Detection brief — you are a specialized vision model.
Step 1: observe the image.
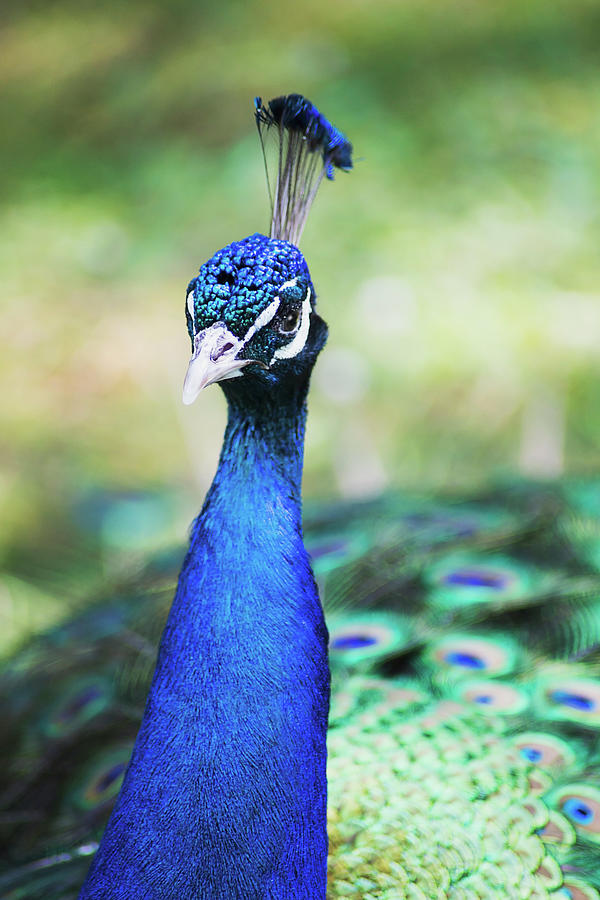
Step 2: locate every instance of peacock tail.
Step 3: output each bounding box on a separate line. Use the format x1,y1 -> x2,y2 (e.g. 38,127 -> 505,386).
2,480 -> 600,899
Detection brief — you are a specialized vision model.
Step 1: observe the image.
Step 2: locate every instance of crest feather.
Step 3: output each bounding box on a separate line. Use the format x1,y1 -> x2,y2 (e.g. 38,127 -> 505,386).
254,93 -> 353,245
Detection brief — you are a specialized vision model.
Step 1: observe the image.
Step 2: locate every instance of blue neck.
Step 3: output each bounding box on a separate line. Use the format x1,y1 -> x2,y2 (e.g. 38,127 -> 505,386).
80,379 -> 330,899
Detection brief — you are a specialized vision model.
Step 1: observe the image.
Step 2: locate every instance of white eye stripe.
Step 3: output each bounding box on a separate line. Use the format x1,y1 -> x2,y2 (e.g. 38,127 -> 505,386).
243,298 -> 281,343
240,277 -> 301,345
278,277 -> 299,293
272,285 -> 312,361
188,276 -> 310,359
186,289 -> 281,343
186,290 -> 196,330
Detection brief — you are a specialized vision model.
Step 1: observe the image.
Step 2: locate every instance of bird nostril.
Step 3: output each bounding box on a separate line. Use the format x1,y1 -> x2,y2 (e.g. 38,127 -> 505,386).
211,342 -> 235,361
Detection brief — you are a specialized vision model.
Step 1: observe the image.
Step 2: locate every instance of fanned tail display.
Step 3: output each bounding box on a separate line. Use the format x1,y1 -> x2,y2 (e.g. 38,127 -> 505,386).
2,481 -> 600,898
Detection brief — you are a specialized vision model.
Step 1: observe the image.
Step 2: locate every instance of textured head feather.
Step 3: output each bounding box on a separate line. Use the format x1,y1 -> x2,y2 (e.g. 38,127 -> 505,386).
255,93 -> 353,245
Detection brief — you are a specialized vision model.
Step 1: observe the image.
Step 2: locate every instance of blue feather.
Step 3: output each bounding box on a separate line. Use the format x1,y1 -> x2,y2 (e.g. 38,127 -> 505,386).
255,94 -> 353,178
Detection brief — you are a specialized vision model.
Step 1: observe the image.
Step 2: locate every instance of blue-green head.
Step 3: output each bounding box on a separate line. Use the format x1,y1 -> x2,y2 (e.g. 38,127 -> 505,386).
183,233 -> 327,404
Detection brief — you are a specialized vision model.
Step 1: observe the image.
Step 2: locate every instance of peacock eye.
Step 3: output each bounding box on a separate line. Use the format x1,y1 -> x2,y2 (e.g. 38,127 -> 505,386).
279,308 -> 301,334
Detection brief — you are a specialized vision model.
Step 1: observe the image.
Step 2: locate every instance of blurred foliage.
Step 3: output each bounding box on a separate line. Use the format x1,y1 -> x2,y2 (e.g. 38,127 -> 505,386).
2,0 -> 600,650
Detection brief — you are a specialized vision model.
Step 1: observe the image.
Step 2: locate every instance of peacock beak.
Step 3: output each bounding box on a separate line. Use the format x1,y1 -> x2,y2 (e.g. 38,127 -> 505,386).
182,323 -> 255,405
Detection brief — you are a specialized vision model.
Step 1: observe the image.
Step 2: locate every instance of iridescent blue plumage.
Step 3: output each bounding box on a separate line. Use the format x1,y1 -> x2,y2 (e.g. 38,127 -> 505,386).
79,354 -> 331,897
255,94 -> 353,179
78,97 -> 340,899
186,233 -> 312,339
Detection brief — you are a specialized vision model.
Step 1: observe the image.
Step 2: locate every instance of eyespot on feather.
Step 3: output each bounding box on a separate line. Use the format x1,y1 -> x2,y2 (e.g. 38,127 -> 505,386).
512,732 -> 576,771
70,745 -> 132,812
429,634 -> 517,677
550,785 -> 600,842
425,554 -> 535,611
537,676 -> 600,726
328,614 -> 412,664
42,679 -> 112,739
457,680 -> 530,714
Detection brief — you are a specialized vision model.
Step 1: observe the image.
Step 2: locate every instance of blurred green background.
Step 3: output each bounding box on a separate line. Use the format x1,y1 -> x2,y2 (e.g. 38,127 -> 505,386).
2,0 -> 599,651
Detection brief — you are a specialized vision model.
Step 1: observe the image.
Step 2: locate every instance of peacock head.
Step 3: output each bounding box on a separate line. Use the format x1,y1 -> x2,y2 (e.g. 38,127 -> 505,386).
182,94 -> 351,405
182,233 -> 327,404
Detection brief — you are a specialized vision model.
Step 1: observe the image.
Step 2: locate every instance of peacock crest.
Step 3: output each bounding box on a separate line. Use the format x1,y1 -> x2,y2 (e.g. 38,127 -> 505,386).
255,92 -> 353,244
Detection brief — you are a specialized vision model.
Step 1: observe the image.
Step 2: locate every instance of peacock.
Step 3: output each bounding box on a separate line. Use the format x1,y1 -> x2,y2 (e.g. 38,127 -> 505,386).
2,94 -> 600,900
